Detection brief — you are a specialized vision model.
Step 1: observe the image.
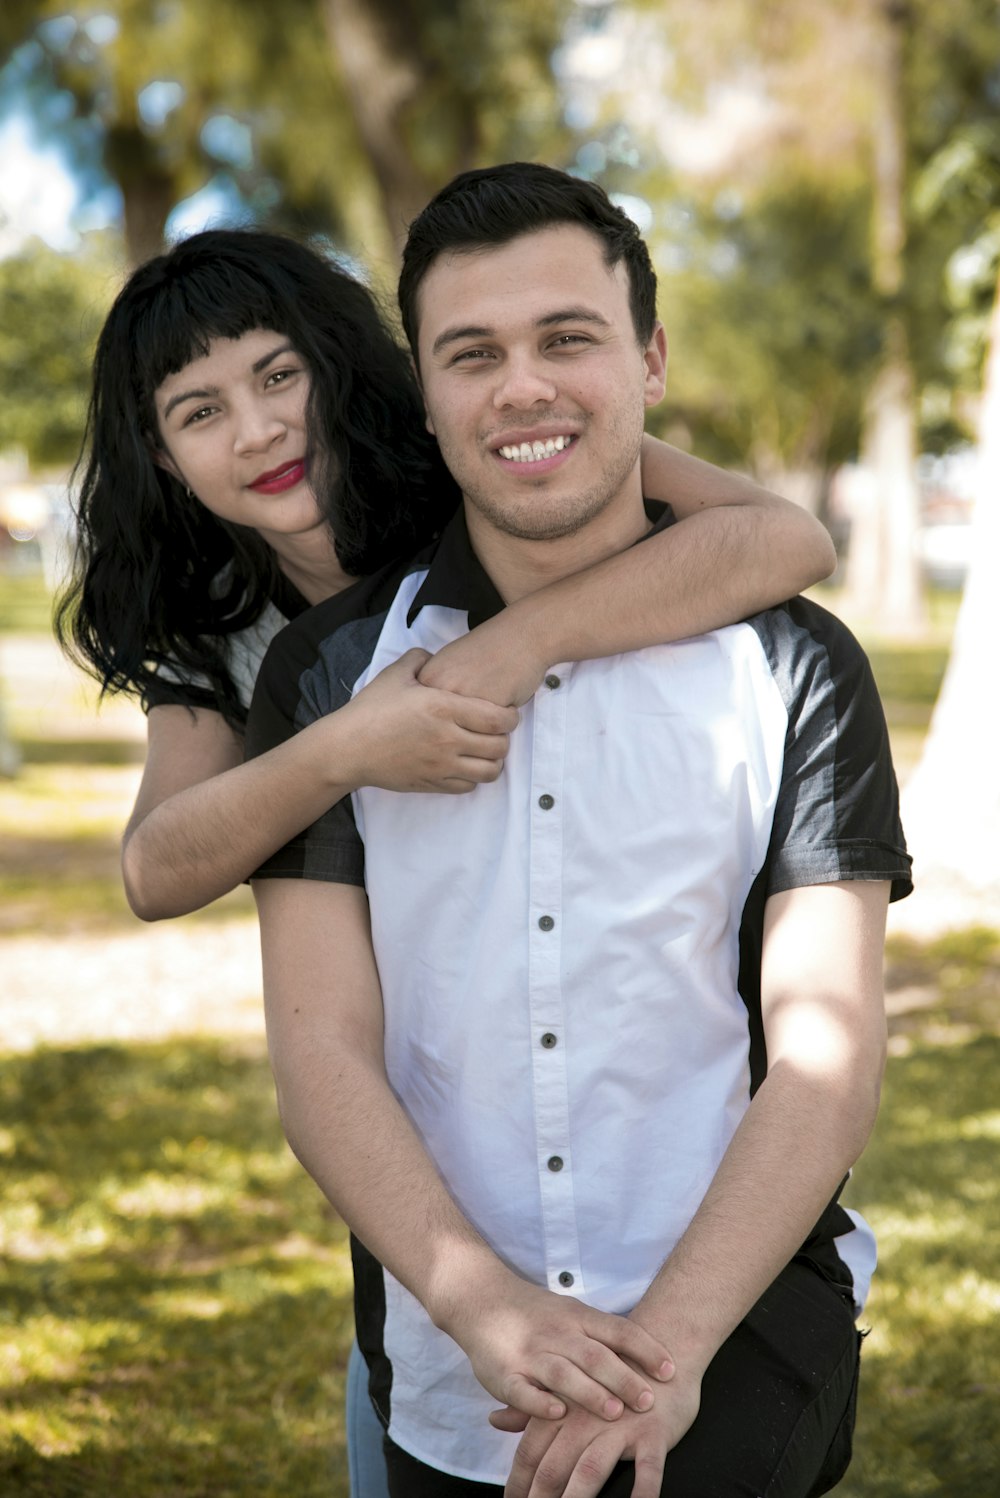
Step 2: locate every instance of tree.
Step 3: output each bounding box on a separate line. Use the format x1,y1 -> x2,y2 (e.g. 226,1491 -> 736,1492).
896,117 -> 1000,911
0,0 -> 378,266
0,239 -> 112,466
593,0 -> 998,622
0,0 -> 576,273
844,0 -> 924,632
321,0 -> 575,258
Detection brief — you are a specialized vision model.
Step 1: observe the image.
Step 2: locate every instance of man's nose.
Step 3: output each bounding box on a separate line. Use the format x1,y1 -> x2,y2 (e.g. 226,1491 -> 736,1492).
492,355 -> 558,410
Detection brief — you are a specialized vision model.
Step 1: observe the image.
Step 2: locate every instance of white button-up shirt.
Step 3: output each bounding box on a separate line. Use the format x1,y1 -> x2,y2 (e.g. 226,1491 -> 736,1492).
249,507 -> 911,1484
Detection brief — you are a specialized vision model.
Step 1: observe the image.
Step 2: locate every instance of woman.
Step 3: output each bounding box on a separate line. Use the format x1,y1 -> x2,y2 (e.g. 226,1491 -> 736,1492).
58,228 -> 834,1494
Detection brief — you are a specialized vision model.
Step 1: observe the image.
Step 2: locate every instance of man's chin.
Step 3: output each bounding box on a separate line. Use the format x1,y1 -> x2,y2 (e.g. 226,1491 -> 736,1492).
466,492 -> 613,543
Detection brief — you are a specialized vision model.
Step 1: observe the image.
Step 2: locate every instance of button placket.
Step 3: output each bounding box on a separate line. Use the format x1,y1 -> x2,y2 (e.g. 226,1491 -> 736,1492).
527,663 -> 579,1292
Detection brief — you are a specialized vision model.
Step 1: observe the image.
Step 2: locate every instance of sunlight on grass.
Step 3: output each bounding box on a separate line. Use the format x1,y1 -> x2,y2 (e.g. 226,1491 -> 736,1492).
0,573 -> 55,633
1,1040 -> 354,1496
0,763 -> 139,837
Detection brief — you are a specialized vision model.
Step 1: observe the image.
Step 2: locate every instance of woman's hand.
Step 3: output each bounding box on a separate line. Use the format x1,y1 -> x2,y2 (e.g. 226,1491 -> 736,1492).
418,610 -> 550,708
342,648 -> 520,793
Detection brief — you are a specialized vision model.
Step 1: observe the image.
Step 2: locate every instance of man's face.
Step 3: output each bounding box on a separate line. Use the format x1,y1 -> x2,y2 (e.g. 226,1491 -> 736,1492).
415,225 -> 666,546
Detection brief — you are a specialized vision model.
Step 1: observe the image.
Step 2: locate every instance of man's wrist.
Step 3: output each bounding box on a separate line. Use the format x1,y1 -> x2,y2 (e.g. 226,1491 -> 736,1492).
422,1236 -> 512,1335
629,1298 -> 718,1383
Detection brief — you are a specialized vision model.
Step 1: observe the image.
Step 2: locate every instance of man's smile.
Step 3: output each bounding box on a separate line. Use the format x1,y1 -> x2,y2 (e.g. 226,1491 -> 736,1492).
496,434 -> 578,464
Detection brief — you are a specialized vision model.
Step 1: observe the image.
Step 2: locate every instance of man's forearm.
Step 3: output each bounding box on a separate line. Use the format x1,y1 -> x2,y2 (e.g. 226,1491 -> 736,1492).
634,880 -> 890,1371
255,878 -> 674,1422
267,1014 -> 498,1319
631,1052 -> 881,1374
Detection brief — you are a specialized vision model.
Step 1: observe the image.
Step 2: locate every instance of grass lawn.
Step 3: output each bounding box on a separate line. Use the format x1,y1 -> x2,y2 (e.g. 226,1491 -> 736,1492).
1,1039 -> 354,1498
2,575 -> 997,1494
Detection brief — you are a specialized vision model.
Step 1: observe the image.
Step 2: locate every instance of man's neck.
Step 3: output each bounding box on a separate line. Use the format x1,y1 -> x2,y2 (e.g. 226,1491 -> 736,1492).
464,491 -> 652,605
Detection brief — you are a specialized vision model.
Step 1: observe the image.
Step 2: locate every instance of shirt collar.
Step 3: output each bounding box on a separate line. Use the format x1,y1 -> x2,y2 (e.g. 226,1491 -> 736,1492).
406,499 -> 675,629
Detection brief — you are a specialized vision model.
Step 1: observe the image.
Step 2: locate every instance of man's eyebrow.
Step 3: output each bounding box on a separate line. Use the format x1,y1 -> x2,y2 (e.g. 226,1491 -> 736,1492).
160,342 -> 296,420
536,306 -> 611,329
431,325 -> 493,357
430,309 -> 610,358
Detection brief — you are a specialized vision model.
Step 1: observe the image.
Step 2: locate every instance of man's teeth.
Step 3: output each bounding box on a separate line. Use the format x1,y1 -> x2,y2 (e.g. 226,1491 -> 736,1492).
499,435 -> 573,463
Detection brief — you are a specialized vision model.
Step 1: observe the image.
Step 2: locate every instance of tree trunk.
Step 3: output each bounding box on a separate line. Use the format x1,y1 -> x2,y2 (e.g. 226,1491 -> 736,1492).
322,0 -> 435,259
120,170 -> 176,269
105,124 -> 177,268
846,0 -> 925,632
894,264 -> 1000,926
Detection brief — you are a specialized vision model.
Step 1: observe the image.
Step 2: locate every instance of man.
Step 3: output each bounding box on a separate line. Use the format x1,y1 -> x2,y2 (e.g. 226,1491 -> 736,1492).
247,163 -> 911,1497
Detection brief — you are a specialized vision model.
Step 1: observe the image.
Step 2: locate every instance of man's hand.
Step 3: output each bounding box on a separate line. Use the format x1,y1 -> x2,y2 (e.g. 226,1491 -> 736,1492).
434,1270 -> 674,1426
498,1367 -> 703,1498
417,611 -> 549,708
344,648 -> 519,792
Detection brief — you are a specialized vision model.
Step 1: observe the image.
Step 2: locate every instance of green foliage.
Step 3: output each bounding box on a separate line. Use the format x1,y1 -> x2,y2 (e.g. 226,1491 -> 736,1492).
390,0 -> 573,180
652,179 -> 880,471
0,0 -> 575,269
0,240 -> 113,465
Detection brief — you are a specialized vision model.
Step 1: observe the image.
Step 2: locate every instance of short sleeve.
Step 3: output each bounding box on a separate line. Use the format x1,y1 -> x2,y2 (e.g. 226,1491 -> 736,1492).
244,576 -> 406,888
749,599 -> 912,903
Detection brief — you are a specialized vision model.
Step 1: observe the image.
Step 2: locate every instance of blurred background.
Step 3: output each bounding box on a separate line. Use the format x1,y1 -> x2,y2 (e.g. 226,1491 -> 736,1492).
0,2 -> 997,1495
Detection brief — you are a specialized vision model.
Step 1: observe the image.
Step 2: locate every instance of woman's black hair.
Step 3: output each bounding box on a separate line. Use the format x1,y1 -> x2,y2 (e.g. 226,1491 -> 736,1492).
57,228 -> 458,729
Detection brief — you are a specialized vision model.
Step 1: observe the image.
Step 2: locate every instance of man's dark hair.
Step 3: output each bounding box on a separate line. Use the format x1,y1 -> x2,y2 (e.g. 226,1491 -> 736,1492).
56,228 -> 457,729
398,162 -> 658,360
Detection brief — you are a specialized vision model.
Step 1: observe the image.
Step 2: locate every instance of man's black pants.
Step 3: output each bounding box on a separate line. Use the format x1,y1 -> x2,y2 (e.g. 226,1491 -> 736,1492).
382,1256 -> 863,1498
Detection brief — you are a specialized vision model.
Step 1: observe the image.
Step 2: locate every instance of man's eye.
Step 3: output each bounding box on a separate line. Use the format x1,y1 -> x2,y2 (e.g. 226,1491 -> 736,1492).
550,334 -> 590,348
451,349 -> 493,364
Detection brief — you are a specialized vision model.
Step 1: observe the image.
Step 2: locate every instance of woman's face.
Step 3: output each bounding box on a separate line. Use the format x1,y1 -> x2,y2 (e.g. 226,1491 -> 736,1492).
152,328 -> 328,544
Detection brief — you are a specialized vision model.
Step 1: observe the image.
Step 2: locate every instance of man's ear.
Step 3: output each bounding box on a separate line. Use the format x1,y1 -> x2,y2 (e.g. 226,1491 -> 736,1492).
643,323 -> 668,409
410,354 -> 435,437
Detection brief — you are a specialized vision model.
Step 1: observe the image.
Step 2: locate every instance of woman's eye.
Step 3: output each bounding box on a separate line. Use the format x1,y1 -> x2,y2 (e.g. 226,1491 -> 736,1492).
267,366 -> 300,386
451,349 -> 493,364
184,405 -> 216,426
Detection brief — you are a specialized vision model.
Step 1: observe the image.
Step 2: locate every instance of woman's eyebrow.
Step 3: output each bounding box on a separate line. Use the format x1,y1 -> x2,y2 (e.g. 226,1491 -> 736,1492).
162,384 -> 218,421
160,343 -> 297,420
251,341 -> 296,373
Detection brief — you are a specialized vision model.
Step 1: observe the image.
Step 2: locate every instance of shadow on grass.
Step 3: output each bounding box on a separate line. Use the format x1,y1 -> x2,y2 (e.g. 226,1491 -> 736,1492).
3,1001 -> 997,1496
1,1039 -> 354,1498
840,1029 -> 1000,1497
18,737 -> 146,767
1,833 -> 254,934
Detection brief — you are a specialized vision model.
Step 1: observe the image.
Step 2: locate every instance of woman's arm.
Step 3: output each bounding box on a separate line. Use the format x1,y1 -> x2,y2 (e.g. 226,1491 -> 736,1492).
418,438 -> 836,705
122,651 -> 517,920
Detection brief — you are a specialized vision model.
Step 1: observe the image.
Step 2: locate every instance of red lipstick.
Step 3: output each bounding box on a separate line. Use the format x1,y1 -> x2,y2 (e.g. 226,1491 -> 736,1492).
248,459 -> 306,494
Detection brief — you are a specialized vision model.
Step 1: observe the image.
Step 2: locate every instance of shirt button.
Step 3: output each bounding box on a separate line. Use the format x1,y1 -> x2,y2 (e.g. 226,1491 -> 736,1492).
547,1155 -> 564,1172
544,674 -> 561,690
558,1271 -> 575,1288
538,915 -> 555,932
538,794 -> 555,810
540,1032 -> 558,1049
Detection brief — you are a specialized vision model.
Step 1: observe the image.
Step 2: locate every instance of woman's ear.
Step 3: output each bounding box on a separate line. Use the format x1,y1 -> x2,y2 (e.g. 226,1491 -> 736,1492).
148,440 -> 183,484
